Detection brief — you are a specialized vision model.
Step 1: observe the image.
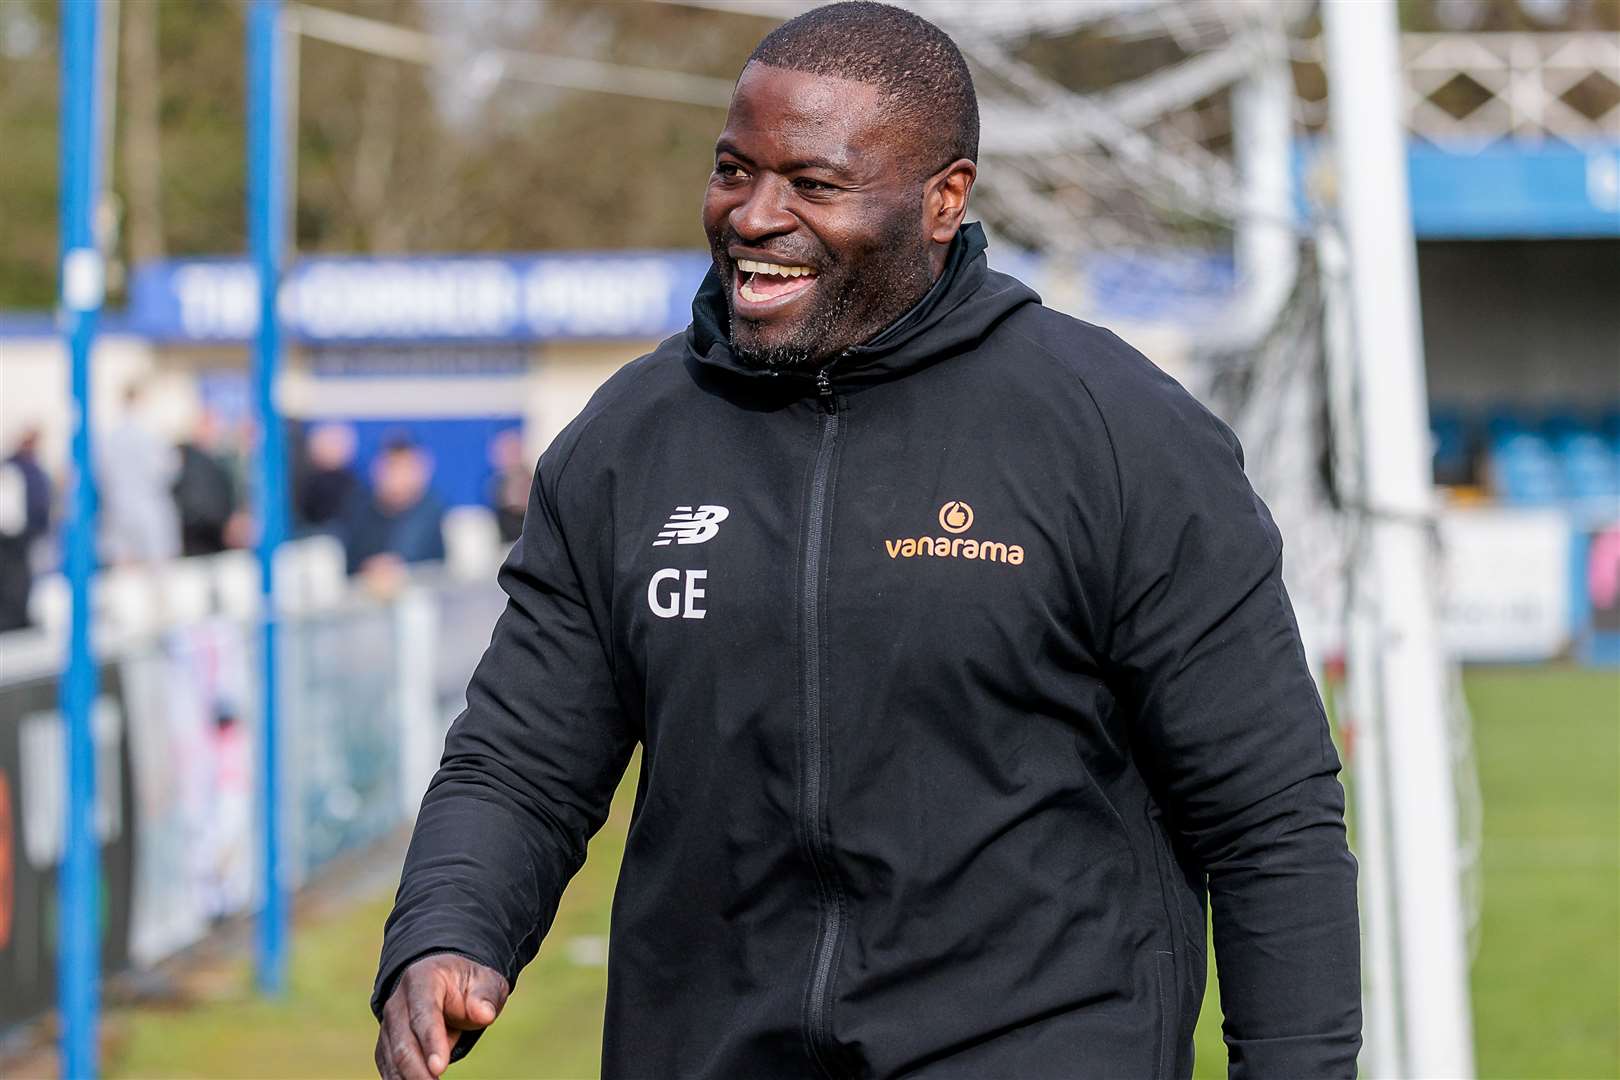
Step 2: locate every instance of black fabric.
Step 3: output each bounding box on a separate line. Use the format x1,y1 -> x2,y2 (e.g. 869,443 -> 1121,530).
373,225 -> 1361,1079
0,536 -> 31,632
9,451 -> 52,544
0,451 -> 50,631
172,442 -> 236,556
295,465 -> 358,529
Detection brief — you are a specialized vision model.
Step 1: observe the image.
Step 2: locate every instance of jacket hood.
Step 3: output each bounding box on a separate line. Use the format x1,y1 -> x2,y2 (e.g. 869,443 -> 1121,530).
684,221 -> 1041,388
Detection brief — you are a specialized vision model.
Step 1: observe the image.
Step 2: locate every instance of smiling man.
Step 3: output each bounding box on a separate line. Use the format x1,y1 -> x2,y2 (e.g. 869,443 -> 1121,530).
371,4 -> 1361,1079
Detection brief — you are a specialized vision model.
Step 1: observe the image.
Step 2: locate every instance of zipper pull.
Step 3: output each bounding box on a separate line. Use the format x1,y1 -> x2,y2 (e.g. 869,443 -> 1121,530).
815,367 -> 836,414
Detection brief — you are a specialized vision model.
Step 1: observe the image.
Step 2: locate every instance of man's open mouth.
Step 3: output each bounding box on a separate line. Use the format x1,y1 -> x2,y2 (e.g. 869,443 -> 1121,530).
734,258 -> 818,311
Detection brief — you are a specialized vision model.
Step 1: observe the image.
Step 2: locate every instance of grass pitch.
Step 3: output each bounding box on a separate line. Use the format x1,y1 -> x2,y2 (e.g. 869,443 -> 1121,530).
99,666 -> 1618,1079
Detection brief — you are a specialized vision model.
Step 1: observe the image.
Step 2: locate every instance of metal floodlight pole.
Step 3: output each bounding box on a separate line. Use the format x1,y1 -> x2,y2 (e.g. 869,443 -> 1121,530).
249,0 -> 291,995
1321,1 -> 1475,1076
58,0 -> 105,1076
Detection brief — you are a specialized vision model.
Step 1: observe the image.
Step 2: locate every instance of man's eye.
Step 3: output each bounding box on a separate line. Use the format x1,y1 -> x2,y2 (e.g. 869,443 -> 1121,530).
793,178 -> 833,192
715,163 -> 746,180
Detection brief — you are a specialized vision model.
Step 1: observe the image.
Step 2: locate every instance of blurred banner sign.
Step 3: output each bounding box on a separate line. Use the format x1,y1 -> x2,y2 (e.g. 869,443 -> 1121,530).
1406,144 -> 1620,239
131,253 -> 712,343
1438,508 -> 1572,661
121,621 -> 257,967
1297,142 -> 1620,241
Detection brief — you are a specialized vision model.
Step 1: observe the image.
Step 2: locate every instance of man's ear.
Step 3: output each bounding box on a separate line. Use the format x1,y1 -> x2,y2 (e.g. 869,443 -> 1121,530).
926,159 -> 977,245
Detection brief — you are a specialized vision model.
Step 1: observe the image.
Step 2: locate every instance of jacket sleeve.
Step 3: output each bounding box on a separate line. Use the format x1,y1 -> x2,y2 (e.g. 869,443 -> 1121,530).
370,434 -> 636,1062
1098,346 -> 1362,1077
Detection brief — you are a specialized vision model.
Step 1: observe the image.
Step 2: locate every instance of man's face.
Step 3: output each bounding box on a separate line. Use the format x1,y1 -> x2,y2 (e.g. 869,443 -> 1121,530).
309,423 -> 356,470
374,448 -> 428,512
702,64 -> 938,370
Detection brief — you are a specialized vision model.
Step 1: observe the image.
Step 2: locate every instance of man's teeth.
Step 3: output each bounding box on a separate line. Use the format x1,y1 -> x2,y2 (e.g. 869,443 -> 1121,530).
736,258 -> 816,278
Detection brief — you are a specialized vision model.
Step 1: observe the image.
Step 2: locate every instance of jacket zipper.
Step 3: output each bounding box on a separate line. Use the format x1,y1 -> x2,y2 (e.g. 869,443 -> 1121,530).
801,362 -> 845,1077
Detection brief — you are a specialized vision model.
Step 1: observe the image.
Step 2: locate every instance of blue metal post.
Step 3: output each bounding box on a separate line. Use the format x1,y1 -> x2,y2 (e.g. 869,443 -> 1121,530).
57,1 -> 103,1076
249,0 -> 290,995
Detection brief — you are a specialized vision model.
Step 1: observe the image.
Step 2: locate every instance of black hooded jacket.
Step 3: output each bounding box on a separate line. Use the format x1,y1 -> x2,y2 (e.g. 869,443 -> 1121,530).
372,224 -> 1362,1079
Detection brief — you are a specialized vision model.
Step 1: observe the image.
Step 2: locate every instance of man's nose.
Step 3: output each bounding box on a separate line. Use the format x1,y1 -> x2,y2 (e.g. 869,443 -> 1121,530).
729,177 -> 795,241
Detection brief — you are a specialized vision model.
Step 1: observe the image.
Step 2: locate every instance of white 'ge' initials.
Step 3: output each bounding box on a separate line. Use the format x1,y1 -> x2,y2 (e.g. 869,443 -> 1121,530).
648,568 -> 707,620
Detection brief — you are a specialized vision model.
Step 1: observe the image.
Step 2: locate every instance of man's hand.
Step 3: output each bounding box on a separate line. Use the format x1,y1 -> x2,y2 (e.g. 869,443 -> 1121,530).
375,953 -> 510,1080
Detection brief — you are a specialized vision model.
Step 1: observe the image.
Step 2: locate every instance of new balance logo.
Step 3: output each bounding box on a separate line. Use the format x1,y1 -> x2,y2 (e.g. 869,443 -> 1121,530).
653,505 -> 730,546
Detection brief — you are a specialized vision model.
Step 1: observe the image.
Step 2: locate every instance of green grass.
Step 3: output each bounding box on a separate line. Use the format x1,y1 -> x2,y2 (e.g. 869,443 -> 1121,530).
101,667 -> 1618,1079
1463,668 -> 1620,1079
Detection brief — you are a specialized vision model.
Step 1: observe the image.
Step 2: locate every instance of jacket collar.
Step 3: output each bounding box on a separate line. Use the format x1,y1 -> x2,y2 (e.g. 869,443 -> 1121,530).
684,222 -> 1039,389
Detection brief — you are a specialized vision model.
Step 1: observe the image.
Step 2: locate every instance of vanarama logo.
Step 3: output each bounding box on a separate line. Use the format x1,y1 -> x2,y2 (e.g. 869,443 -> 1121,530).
885,501 -> 1025,566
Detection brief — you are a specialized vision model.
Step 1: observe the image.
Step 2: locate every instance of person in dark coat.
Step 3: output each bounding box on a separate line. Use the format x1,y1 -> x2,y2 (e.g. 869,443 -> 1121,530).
485,428 -> 530,544
372,6 -> 1361,1080
0,428 -> 53,632
172,410 -> 239,557
295,421 -> 361,533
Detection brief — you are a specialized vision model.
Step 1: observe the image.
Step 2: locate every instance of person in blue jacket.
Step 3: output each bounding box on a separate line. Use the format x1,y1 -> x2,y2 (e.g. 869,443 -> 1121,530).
341,435 -> 445,585
372,4 -> 1361,1079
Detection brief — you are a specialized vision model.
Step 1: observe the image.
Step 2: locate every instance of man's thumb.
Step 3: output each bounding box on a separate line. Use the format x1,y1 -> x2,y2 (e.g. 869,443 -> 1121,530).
453,964 -> 508,1029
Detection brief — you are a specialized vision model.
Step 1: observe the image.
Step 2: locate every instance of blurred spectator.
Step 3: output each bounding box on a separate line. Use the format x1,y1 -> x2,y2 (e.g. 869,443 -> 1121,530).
97,382 -> 181,565
486,428 -> 531,543
340,436 -> 446,589
1590,525 -> 1620,635
0,428 -> 53,632
173,409 -> 240,556
295,421 -> 360,533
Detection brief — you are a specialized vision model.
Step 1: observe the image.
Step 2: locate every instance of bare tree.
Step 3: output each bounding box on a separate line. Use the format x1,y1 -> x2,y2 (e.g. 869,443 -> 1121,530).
121,0 -> 165,266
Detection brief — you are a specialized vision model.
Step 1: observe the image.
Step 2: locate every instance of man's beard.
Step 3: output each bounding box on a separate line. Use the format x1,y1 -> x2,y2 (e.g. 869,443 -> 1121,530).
708,211 -> 936,372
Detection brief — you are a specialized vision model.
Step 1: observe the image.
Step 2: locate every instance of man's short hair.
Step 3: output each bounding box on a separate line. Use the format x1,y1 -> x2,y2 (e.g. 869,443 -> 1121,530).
746,1 -> 979,175
380,432 -> 419,456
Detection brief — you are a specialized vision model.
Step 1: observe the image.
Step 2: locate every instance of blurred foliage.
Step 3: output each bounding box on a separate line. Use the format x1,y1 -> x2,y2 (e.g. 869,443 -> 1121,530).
0,0 -> 1616,310
0,0 -> 61,308
0,0 -> 770,309
287,0 -> 768,255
